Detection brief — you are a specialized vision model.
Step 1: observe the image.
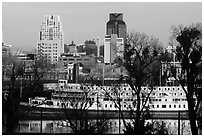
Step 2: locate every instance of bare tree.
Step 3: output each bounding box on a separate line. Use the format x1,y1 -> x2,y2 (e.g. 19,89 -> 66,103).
55,84 -> 108,134
120,32 -> 163,134
2,50 -> 25,134
169,23 -> 202,135
2,50 -> 25,90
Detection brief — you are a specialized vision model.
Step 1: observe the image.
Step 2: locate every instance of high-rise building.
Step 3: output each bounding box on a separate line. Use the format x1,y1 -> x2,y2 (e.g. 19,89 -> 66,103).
104,13 -> 126,64
106,13 -> 127,42
36,15 -> 64,63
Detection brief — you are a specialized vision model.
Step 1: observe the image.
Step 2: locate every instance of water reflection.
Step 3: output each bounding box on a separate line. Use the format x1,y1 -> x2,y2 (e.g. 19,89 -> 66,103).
16,119 -> 191,134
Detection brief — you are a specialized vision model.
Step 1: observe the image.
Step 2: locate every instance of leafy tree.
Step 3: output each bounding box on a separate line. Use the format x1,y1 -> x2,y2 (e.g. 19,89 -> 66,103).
169,23 -> 202,135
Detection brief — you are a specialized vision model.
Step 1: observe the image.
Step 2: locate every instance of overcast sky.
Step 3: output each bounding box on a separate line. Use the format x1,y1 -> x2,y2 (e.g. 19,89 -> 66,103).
2,2 -> 202,51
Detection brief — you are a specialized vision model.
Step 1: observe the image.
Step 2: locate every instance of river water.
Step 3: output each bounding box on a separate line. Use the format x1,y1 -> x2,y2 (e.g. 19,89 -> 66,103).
15,119 -> 191,135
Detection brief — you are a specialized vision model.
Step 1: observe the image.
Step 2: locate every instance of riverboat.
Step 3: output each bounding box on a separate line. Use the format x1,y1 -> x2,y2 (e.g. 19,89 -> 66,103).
28,81 -> 188,112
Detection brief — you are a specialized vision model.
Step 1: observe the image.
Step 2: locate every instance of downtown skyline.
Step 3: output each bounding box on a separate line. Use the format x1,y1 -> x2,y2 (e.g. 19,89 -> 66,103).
2,2 -> 202,51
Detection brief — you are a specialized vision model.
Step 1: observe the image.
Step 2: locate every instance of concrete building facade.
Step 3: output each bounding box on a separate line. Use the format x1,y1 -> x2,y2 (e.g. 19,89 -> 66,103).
36,15 -> 64,64
104,34 -> 124,64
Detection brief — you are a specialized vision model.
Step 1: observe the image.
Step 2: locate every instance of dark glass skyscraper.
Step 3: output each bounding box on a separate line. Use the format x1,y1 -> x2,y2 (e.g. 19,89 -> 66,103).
106,13 -> 127,42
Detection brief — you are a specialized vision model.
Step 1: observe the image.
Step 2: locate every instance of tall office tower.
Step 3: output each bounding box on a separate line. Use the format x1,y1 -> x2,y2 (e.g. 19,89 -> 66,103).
36,15 -> 64,63
104,13 -> 126,64
106,13 -> 127,42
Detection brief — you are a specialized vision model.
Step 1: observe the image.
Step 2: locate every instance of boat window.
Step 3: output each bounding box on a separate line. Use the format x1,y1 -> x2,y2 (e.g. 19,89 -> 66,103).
157,105 -> 159,108
162,105 -> 166,108
169,105 -> 171,108
174,105 -> 176,108
110,105 -> 112,108
183,105 -> 185,108
165,99 -> 167,101
152,105 -> 154,108
105,104 -> 107,108
179,105 -> 181,108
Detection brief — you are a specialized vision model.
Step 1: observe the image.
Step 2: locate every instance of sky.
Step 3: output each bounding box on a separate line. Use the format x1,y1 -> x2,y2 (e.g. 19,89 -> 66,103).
2,2 -> 202,51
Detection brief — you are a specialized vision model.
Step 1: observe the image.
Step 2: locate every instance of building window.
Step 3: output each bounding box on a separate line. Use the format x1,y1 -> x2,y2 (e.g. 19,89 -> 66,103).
169,105 -> 171,108
105,104 -> 107,108
174,105 -> 176,108
157,105 -> 159,108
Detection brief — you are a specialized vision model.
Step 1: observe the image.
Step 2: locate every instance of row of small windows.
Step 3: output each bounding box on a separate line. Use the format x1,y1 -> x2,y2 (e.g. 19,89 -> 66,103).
151,104 -> 186,109
40,46 -> 58,49
173,98 -> 187,101
104,104 -> 132,109
38,43 -> 58,46
40,50 -> 58,52
150,98 -> 187,102
151,92 -> 184,97
103,98 -> 134,102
